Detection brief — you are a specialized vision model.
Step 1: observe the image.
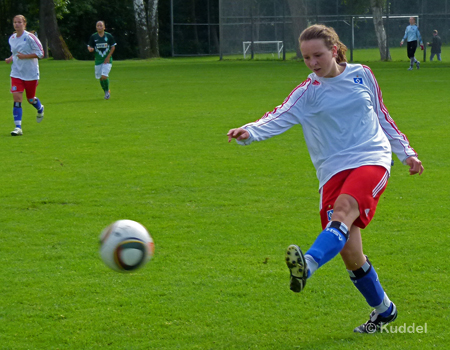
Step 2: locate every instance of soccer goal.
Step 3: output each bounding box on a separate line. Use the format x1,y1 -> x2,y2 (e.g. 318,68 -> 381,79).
242,41 -> 284,58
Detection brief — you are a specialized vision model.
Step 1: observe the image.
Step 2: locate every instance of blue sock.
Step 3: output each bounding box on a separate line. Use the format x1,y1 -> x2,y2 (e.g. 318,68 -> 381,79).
305,221 -> 349,271
348,258 -> 392,314
31,97 -> 43,112
13,102 -> 22,128
380,302 -> 394,317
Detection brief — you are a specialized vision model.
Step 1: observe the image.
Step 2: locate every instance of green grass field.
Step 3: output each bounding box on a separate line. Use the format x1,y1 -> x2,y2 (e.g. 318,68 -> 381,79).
0,49 -> 449,349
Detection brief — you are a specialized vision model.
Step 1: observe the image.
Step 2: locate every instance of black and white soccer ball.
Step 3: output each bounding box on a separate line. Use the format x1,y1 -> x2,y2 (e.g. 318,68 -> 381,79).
99,220 -> 154,272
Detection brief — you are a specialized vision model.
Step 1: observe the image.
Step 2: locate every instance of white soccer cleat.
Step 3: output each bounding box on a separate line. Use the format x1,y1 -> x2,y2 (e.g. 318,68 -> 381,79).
407,67 -> 413,71
36,105 -> 44,123
104,90 -> 110,100
11,127 -> 23,136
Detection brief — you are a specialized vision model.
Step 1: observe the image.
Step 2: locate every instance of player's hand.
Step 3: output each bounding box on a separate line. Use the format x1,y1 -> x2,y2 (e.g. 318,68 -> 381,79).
88,46 -> 94,52
420,44 -> 424,50
405,156 -> 424,175
227,128 -> 249,143
400,41 -> 403,47
5,56 -> 12,64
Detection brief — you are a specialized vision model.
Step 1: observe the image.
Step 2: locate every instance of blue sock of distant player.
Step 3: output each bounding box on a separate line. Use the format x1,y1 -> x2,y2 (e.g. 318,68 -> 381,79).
348,257 -> 393,316
304,221 -> 349,278
31,97 -> 43,113
13,102 -> 22,128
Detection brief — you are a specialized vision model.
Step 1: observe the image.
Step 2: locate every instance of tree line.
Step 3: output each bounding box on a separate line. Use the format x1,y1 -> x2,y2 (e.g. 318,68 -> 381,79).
0,0 -> 446,61
0,0 -> 161,60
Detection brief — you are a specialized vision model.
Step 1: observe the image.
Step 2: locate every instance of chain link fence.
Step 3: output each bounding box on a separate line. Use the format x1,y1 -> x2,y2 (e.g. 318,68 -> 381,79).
171,0 -> 450,60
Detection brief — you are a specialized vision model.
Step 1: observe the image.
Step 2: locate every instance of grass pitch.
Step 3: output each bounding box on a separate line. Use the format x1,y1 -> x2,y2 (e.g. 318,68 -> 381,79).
0,49 -> 449,349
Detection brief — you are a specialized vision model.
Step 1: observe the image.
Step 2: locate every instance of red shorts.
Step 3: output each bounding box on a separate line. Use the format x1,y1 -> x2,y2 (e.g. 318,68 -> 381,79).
319,165 -> 389,229
11,77 -> 39,101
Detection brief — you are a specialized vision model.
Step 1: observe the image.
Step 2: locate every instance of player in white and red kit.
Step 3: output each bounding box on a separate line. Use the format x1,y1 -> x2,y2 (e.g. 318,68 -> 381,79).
228,24 -> 424,333
5,15 -> 45,136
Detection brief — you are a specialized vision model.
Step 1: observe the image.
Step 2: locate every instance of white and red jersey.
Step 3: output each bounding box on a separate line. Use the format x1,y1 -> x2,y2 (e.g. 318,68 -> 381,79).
8,30 -> 44,81
238,63 -> 417,189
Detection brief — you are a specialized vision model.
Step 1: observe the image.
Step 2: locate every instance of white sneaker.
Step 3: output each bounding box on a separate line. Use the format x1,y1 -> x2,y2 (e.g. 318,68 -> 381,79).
37,105 -> 44,123
11,127 -> 23,136
104,90 -> 110,100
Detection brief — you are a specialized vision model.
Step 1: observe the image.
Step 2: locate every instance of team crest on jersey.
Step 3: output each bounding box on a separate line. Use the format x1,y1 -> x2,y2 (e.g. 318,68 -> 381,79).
353,77 -> 363,84
327,209 -> 334,221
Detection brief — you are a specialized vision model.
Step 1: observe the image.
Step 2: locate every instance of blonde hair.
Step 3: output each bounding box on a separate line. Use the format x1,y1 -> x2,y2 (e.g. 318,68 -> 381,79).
14,14 -> 27,25
299,24 -> 348,64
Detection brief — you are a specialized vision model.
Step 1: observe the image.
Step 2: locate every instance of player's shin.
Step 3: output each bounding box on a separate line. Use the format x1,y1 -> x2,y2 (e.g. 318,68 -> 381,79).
305,221 -> 349,277
348,257 -> 393,316
13,102 -> 22,128
31,97 -> 42,111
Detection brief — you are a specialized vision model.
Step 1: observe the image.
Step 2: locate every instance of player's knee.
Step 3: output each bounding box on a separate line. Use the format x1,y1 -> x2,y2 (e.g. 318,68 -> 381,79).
331,196 -> 359,225
333,196 -> 357,215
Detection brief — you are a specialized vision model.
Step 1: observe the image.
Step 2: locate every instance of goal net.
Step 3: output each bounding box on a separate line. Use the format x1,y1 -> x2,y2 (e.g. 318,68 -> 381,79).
220,0 -> 296,59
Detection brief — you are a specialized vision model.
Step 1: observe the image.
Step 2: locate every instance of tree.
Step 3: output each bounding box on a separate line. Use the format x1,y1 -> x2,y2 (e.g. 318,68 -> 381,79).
41,0 -> 72,59
148,0 -> 159,57
286,0 -> 308,58
133,0 -> 151,58
39,2 -> 49,58
370,0 -> 391,61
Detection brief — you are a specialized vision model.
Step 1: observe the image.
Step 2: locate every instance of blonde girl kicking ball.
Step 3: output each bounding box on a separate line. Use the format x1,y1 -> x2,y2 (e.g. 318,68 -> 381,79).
227,24 -> 423,333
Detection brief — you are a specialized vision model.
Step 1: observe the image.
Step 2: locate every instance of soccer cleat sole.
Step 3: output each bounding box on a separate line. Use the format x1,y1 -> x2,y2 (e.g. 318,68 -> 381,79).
285,244 -> 307,293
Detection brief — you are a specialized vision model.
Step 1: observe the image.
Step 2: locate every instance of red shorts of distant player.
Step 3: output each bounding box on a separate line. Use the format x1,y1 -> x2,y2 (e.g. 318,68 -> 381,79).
10,77 -> 39,101
319,165 -> 389,229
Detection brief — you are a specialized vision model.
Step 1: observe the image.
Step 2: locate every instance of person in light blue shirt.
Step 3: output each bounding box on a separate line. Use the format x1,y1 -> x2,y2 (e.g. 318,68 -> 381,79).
400,17 -> 423,70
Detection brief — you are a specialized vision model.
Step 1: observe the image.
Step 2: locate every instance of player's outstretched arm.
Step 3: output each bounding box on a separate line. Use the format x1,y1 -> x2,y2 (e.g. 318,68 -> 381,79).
405,156 -> 424,175
227,128 -> 249,143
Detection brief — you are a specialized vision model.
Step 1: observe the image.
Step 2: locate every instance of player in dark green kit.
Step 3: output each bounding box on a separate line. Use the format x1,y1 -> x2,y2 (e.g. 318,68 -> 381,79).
87,21 -> 116,99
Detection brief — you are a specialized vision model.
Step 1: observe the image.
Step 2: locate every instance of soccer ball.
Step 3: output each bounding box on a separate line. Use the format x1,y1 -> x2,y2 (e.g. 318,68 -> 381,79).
99,220 -> 154,272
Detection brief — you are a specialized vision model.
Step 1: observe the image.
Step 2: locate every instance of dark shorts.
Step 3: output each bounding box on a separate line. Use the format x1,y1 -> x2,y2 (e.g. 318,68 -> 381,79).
407,41 -> 418,58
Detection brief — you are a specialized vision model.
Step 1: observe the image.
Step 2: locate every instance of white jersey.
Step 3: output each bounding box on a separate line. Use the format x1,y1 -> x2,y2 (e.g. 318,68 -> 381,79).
237,63 -> 417,189
8,31 -> 44,81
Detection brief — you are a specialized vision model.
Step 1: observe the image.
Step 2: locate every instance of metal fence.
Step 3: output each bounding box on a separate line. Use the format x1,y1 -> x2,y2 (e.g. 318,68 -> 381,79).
170,0 -> 450,60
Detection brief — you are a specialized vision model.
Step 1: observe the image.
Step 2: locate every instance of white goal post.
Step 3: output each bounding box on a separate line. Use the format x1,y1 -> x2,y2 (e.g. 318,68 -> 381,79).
243,41 -> 284,59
